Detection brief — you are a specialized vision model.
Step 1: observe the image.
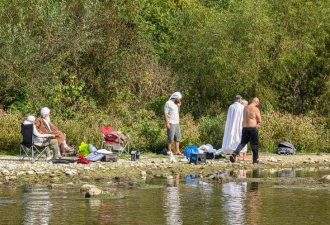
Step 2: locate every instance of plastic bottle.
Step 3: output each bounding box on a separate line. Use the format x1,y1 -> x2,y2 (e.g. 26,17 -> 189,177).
136,149 -> 140,160
88,144 -> 97,152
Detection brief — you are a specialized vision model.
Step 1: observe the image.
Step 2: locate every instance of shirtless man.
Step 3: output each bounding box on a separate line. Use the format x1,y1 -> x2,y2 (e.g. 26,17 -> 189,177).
230,98 -> 264,164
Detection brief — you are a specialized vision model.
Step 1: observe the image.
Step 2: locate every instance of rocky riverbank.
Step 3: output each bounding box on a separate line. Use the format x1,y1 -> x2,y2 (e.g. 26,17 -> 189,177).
1,153 -> 330,187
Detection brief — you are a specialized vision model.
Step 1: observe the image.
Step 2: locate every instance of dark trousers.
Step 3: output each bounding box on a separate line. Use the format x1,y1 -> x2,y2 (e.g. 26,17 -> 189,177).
233,127 -> 259,162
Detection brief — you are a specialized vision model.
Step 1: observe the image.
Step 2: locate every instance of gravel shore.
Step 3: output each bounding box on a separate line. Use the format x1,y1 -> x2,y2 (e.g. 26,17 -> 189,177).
1,153 -> 330,186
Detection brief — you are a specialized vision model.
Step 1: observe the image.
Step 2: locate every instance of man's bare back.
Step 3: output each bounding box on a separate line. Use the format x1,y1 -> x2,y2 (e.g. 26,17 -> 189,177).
242,98 -> 261,127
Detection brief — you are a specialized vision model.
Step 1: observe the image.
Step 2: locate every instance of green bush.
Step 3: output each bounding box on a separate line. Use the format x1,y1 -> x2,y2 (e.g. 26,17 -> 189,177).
198,114 -> 227,149
0,112 -> 22,152
1,0 -> 330,154
260,110 -> 330,153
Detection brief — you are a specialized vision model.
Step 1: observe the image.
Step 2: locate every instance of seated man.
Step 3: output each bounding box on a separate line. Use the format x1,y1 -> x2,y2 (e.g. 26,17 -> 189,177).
23,116 -> 59,160
35,107 -> 74,158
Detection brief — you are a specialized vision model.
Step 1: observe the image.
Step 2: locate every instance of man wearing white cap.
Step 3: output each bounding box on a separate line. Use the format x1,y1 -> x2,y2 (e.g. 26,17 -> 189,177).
23,116 -> 58,160
35,107 -> 73,156
164,92 -> 183,155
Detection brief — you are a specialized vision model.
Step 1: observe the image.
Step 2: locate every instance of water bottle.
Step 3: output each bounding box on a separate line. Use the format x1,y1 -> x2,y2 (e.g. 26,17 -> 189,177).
131,150 -> 136,161
88,144 -> 97,152
136,149 -> 140,160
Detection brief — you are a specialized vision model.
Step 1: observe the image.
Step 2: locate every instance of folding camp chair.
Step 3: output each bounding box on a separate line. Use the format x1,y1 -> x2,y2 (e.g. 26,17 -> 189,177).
100,126 -> 130,156
20,123 -> 50,161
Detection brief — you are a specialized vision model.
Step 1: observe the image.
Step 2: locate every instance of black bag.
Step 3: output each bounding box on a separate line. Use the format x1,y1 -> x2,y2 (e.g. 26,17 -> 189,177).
205,152 -> 214,159
52,159 -> 76,164
276,142 -> 296,155
101,153 -> 118,162
157,148 -> 168,155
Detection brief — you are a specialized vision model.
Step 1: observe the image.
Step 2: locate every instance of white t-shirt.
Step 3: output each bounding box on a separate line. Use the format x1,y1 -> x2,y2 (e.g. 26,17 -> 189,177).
164,100 -> 179,124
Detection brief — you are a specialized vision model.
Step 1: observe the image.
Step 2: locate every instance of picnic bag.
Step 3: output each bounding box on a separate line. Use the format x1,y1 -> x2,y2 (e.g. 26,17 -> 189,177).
276,142 -> 296,155
101,153 -> 118,162
78,142 -> 90,157
184,145 -> 198,159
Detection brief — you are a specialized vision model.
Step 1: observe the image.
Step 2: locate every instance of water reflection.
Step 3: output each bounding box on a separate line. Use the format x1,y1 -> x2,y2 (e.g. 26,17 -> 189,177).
184,174 -> 198,185
100,201 -> 115,225
276,170 -> 296,178
247,169 -> 260,225
23,188 -> 52,225
164,175 -> 182,225
222,172 -> 247,225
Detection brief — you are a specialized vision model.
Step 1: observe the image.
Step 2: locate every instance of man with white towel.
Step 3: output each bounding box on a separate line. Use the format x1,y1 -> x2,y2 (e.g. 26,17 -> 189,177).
220,95 -> 249,161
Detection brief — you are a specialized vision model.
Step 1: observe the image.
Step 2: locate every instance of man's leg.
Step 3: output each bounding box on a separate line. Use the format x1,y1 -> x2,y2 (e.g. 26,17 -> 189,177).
167,124 -> 174,152
167,142 -> 172,152
230,128 -> 249,163
60,143 -> 66,153
250,128 -> 260,163
173,124 -> 182,155
243,152 -> 250,161
175,142 -> 182,155
49,139 -> 59,160
38,141 -> 51,157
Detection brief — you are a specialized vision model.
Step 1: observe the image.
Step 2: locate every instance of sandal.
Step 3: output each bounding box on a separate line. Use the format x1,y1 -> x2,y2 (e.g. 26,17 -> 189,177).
65,146 -> 75,152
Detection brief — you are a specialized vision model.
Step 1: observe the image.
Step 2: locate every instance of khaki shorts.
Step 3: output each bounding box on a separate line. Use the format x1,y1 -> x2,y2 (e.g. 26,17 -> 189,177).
167,123 -> 181,143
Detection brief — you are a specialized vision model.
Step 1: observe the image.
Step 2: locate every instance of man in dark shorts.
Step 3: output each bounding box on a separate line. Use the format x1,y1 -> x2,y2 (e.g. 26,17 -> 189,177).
230,97 -> 264,164
164,92 -> 183,155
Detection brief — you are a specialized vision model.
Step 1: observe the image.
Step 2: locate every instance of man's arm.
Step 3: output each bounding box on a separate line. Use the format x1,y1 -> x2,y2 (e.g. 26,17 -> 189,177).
176,99 -> 181,113
256,108 -> 262,127
164,113 -> 170,129
33,125 -> 53,138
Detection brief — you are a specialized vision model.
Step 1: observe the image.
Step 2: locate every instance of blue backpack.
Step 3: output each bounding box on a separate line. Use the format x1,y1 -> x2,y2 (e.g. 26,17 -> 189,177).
184,145 -> 199,160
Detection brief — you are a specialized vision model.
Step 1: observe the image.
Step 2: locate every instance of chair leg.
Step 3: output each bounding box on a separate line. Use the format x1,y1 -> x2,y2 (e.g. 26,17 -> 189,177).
31,146 -> 48,161
20,145 -> 29,161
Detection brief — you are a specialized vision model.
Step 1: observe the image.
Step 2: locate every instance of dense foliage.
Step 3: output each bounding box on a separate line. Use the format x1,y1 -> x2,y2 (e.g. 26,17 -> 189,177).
1,0 -> 330,153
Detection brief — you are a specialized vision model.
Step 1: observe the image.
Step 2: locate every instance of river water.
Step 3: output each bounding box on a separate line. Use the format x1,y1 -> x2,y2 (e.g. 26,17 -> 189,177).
1,169 -> 330,225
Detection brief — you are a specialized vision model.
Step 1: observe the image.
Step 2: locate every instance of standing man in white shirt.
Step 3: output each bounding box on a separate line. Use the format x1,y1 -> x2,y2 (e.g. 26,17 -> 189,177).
164,92 -> 183,155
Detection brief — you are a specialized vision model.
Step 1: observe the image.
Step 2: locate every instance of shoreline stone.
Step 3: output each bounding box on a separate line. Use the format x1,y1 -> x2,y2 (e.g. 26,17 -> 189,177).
0,153 -> 330,186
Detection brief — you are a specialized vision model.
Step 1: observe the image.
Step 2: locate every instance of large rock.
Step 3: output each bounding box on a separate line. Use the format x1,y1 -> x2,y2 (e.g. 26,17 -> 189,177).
49,182 -> 74,189
321,175 -> 330,182
268,157 -> 277,162
1,169 -> 10,175
88,187 -> 102,196
140,171 -> 147,178
64,169 -> 78,176
81,184 -> 97,192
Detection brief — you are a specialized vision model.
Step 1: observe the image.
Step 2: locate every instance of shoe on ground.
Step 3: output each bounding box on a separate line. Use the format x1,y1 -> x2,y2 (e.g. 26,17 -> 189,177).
46,156 -> 53,161
230,154 -> 236,163
253,160 -> 264,164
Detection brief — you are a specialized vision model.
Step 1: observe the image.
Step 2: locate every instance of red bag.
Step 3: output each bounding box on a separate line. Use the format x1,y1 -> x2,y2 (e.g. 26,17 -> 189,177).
77,155 -> 90,164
